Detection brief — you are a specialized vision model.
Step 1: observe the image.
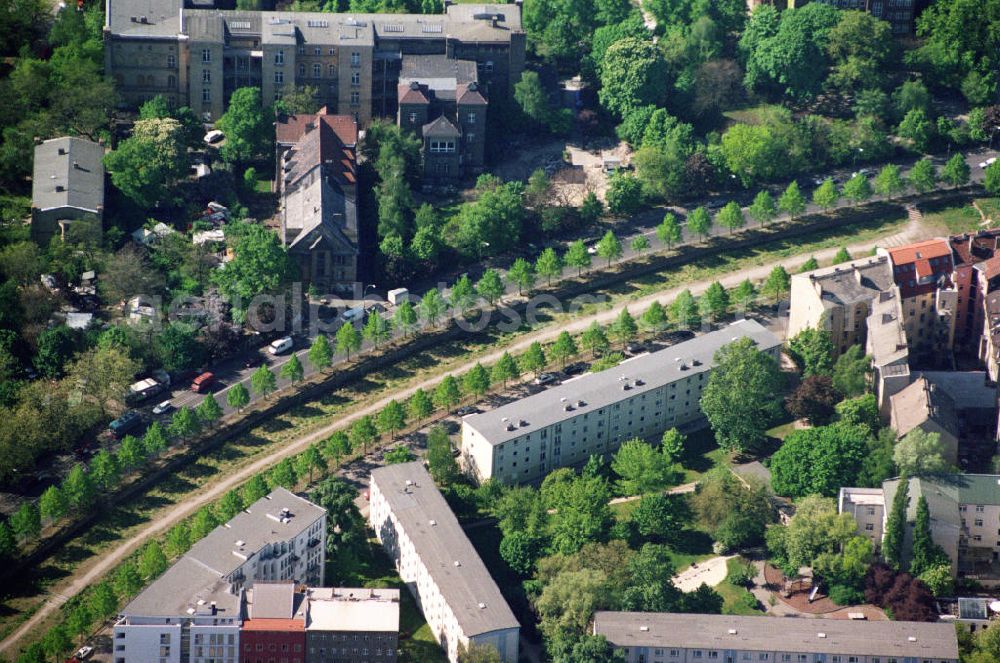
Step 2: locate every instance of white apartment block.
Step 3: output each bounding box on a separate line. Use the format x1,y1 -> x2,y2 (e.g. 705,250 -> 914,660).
368,462 -> 519,663
593,612 -> 959,663
113,488 -> 327,663
460,319 -> 781,485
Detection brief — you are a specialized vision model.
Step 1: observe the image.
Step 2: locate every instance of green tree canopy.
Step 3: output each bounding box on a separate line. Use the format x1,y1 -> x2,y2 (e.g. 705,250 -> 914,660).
217,86 -> 271,163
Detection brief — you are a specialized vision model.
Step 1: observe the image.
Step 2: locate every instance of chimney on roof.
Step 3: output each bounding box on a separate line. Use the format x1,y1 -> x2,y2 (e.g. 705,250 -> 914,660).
57,147 -> 66,156
468,81 -> 478,92
410,81 -> 420,90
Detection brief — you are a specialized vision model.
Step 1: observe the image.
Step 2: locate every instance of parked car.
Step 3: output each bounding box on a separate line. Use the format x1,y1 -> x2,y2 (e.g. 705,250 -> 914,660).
562,362 -> 589,376
244,352 -> 267,369
74,646 -> 94,659
624,342 -> 648,356
533,372 -> 557,385
191,372 -> 215,393
109,411 -> 143,439
455,405 -> 480,416
152,400 -> 174,415
268,336 -> 294,355
203,129 -> 224,144
341,306 -> 367,324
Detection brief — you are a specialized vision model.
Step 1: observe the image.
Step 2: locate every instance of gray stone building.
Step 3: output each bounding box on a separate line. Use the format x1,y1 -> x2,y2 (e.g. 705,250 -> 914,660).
30,136 -> 105,246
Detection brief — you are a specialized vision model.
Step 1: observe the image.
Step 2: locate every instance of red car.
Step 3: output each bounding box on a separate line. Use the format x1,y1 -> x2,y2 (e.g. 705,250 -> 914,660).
191,372 -> 215,393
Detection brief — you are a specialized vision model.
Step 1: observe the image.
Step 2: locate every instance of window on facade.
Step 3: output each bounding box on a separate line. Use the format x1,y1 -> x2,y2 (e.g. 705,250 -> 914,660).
275,71 -> 284,85
351,51 -> 360,66
202,48 -> 211,63
313,63 -> 321,78
329,64 -> 336,77
351,71 -> 361,85
408,112 -> 417,123
202,69 -> 211,83
429,141 -> 456,153
350,91 -> 360,104
202,88 -> 211,103
467,133 -> 475,143
467,112 -> 476,123
299,63 -> 306,77
167,54 -> 176,67
275,50 -> 284,65
168,75 -> 176,87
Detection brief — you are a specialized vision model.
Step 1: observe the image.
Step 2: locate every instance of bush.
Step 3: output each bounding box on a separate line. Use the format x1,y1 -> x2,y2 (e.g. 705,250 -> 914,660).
828,583 -> 864,606
727,563 -> 755,588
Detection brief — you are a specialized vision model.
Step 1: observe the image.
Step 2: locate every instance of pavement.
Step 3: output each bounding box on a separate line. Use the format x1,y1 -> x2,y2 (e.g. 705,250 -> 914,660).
673,555 -> 734,592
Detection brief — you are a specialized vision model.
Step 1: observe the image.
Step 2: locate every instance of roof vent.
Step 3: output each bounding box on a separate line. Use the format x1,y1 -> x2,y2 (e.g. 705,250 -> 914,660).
680,363 -> 689,370
406,480 -> 413,486
728,629 -> 737,635
564,404 -> 574,412
577,400 -> 586,407
506,423 -> 515,431
908,637 -> 917,642
197,599 -> 206,605
410,81 -> 420,90
468,81 -> 478,92
622,383 -> 631,391
817,633 -> 826,639
429,519 -> 437,526
236,540 -> 245,547
55,185 -> 65,192
57,147 -> 66,155
454,560 -> 461,567
692,359 -> 702,366
634,379 -> 645,386
519,419 -> 529,427
478,602 -> 486,609
639,626 -> 649,632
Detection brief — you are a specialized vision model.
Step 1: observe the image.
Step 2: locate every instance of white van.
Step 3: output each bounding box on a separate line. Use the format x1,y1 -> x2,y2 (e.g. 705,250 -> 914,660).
268,336 -> 294,355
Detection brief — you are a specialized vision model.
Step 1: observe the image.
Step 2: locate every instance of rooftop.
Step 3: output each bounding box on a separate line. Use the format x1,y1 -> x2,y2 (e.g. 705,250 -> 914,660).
866,287 -> 909,369
885,238 -> 952,266
920,371 -> 997,410
32,137 -> 105,215
276,109 -> 358,148
400,54 -> 477,94
889,376 -> 959,440
370,462 -> 519,637
794,256 -> 894,307
593,612 -> 959,660
108,0 -> 182,38
305,587 -> 400,633
463,319 -> 780,446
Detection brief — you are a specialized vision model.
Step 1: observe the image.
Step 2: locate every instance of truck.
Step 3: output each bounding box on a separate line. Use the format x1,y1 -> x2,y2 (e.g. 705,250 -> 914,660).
127,378 -> 164,404
109,411 -> 144,439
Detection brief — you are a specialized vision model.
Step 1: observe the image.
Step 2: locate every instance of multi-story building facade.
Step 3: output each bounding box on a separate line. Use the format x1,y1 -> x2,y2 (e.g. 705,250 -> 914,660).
593,612 -> 959,663
241,582 -> 307,663
114,488 -> 327,663
840,474 -> 1000,585
866,287 -> 911,416
104,0 -> 523,178
304,587 -> 400,663
276,108 -> 359,292
31,136 -> 105,246
369,462 -> 520,663
811,0 -> 916,35
788,256 -> 893,357
460,319 -> 781,485
837,487 -> 885,549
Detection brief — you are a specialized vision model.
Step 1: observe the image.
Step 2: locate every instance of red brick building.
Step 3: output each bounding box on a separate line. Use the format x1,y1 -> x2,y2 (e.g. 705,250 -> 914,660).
241,583 -> 306,663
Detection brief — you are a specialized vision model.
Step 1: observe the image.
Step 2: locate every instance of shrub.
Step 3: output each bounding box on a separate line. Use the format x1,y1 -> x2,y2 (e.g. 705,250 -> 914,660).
828,584 -> 864,606
727,563 -> 755,588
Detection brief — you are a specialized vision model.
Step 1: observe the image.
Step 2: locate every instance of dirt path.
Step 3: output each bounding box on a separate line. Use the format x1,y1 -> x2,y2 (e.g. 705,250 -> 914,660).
0,215 -> 924,655
674,555 -> 734,592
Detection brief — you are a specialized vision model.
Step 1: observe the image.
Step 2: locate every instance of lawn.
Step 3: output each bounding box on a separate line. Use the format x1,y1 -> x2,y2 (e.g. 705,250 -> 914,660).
766,419 -> 801,441
722,105 -> 785,126
677,427 -> 728,483
922,202 -> 983,234
716,557 -> 765,616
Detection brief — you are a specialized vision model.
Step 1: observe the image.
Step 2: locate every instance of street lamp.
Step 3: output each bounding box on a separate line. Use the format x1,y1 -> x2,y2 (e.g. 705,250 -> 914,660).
362,283 -> 376,311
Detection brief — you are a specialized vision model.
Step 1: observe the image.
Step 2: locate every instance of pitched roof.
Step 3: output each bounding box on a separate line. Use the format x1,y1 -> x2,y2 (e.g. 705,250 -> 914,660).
276,109 -> 358,148
422,115 -> 461,137
593,612 -> 959,660
32,137 -> 105,215
398,82 -> 430,105
457,82 -> 488,105
886,238 -> 952,265
370,462 -> 519,637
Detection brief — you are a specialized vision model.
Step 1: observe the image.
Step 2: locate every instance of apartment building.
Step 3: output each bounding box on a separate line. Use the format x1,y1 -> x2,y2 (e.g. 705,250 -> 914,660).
240,582 -> 307,663
866,287 -> 911,416
114,488 -> 327,663
369,462 -> 519,663
31,136 -> 105,246
838,487 -> 885,549
103,0 -> 523,129
304,587 -> 400,663
276,108 -> 359,292
460,319 -> 782,485
788,256 -> 893,357
593,612 -> 959,663
812,0 -> 916,35
840,474 -> 1000,585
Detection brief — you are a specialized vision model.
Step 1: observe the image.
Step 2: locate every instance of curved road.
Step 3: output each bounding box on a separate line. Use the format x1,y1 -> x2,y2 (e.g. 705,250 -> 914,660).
0,213 -> 925,655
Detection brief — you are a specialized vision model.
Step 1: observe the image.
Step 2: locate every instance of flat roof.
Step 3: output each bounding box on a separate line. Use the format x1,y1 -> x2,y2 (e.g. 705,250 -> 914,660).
463,319 -> 780,446
593,612 -> 959,660
370,462 -> 519,637
306,587 -> 400,633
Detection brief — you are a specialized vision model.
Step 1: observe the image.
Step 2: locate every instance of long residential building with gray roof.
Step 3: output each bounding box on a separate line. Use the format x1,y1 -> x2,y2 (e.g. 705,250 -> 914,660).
368,461 -> 519,663
593,612 -> 959,663
112,487 -> 326,663
460,319 -> 781,485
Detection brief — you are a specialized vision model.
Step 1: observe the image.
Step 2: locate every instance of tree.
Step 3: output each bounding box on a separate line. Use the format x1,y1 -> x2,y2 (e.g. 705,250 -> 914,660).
408,388 -> 433,423
898,109 -> 935,152
657,212 -> 683,248
42,623 -> 72,662
213,221 -> 296,321
65,601 -> 92,642
832,247 -> 852,265
611,439 -> 674,496
987,161 -> 1000,196
842,173 -> 873,206
535,248 -> 563,286
117,435 -> 145,473
778,181 -> 807,219
362,313 -> 392,349
564,240 -> 592,276
457,641 -> 503,663
630,235 -> 651,255
154,323 -> 205,374
549,476 -> 613,554
894,429 -> 951,476
349,415 -> 379,454
686,206 -> 712,241
335,322 -> 361,361
34,325 -> 80,378
786,377 -> 841,426
99,244 -> 165,307
610,309 -> 638,347
62,464 -> 95,512
910,495 -> 949,577
508,258 -> 536,296
393,300 -> 418,337
883,474 -> 909,570
169,406 -> 201,438
416,289 -> 445,328
138,540 -> 167,579
767,496 -> 859,571
813,177 -> 840,210
323,431 -> 352,468
39,485 -> 68,522
114,561 -> 143,600
104,118 -> 190,207
196,393 -> 224,428
217,87 -> 270,163
581,322 -> 610,358
550,331 -> 579,367
595,231 -> 623,267
733,279 -> 757,311
598,37 -> 668,118
377,400 -> 407,441
449,275 -> 476,313
942,153 -> 971,187
10,502 -> 40,542
787,327 -> 835,377
799,256 -> 819,273
143,421 -> 168,458
295,444 -> 327,484
874,164 -> 907,198
832,344 -> 871,396
748,190 -> 777,226
308,335 -> 333,371
492,352 -> 519,388
701,337 -> 784,453
433,376 -> 462,412
427,425 -> 460,485
640,301 -> 668,332
917,564 -> 954,598
579,191 -> 604,225
908,158 -> 937,193
717,201 -> 745,234
227,383 -> 250,413
769,422 -> 869,498
700,282 -> 730,322
242,474 -> 269,506
216,489 -> 244,523
670,290 -> 700,329
269,458 -> 297,489
463,363 -> 492,398
520,342 -> 547,376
